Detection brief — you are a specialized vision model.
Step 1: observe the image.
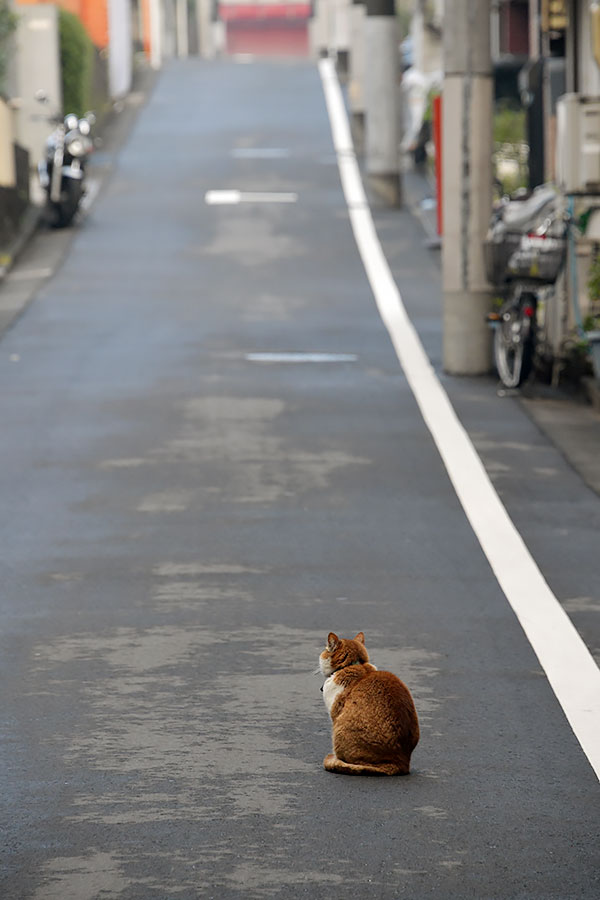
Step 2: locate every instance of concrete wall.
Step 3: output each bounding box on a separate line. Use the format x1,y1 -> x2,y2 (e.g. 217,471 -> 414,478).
13,4 -> 62,167
16,0 -> 110,48
0,99 -> 17,187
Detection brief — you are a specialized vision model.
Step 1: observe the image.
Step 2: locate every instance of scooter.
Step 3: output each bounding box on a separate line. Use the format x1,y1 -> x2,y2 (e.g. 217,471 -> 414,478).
485,184 -> 567,389
38,110 -> 95,227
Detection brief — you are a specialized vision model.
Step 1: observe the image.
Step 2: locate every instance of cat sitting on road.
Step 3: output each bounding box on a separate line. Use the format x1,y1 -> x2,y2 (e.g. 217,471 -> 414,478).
318,631 -> 420,776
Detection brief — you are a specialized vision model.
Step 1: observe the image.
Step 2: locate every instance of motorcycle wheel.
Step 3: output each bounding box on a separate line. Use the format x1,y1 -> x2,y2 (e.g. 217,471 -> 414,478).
493,292 -> 536,389
47,202 -> 72,228
48,180 -> 82,228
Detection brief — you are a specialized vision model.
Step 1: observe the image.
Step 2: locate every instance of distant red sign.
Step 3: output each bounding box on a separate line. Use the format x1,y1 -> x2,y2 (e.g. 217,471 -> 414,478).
219,3 -> 311,20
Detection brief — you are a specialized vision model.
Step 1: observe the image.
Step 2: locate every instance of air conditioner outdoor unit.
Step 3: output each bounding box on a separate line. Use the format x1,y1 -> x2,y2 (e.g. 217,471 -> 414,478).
556,93 -> 600,194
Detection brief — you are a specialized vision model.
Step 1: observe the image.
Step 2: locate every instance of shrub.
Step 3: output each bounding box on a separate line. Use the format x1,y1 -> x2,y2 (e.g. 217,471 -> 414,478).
59,8 -> 93,117
0,1 -> 17,96
493,100 -> 528,194
585,250 -> 600,333
494,99 -> 526,145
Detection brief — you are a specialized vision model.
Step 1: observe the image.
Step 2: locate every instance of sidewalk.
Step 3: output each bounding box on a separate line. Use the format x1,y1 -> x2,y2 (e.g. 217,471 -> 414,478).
0,62 -> 157,336
0,204 -> 42,284
400,164 -> 600,497
0,61 -> 157,288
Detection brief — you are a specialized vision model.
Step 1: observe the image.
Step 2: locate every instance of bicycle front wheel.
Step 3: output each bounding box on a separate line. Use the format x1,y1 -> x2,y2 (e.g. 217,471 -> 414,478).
493,295 -> 535,389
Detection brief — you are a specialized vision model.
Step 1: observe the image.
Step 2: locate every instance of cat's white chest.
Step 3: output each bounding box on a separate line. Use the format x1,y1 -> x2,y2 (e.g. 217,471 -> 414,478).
322,675 -> 345,714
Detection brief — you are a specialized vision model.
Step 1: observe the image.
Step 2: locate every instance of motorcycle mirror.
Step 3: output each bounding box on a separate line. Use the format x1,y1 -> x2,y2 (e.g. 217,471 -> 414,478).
84,111 -> 96,126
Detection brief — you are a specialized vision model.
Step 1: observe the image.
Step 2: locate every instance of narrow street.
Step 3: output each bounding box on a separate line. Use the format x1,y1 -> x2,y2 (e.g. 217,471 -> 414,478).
1,57 -> 599,899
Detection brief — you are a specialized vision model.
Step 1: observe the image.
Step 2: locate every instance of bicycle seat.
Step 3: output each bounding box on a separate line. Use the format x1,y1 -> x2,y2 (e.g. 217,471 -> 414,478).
502,186 -> 558,229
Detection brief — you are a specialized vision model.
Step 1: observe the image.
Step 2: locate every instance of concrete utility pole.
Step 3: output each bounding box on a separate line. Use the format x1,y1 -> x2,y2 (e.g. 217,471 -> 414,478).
348,0 -> 366,148
176,0 -> 189,58
149,0 -> 163,69
195,0 -> 215,59
442,0 -> 493,374
331,0 -> 351,72
364,0 -> 401,206
309,0 -> 329,58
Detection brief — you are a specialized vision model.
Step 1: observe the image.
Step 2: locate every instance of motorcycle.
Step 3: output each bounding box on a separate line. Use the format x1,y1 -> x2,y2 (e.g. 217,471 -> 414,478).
38,110 -> 95,227
484,184 -> 568,389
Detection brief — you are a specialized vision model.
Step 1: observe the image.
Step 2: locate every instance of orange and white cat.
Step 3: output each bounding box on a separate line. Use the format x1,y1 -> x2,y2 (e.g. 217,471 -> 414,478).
319,631 -> 419,776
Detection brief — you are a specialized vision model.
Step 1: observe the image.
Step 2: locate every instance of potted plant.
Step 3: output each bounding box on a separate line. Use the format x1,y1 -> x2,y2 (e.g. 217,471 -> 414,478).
585,250 -> 600,381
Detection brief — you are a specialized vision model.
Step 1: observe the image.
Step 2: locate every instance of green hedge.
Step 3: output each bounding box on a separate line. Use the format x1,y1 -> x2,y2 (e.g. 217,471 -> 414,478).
59,8 -> 93,117
0,1 -> 17,96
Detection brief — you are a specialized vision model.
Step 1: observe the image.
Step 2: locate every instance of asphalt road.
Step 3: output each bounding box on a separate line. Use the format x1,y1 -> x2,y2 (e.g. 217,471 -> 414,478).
1,58 -> 599,899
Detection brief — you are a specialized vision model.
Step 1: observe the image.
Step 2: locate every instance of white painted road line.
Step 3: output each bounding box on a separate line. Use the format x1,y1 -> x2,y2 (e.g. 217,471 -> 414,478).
205,190 -> 241,205
319,56 -> 600,781
205,190 -> 298,205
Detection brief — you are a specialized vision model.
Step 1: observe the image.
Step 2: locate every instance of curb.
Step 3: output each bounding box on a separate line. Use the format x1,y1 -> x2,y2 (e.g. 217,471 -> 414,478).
582,376 -> 600,413
0,203 -> 43,284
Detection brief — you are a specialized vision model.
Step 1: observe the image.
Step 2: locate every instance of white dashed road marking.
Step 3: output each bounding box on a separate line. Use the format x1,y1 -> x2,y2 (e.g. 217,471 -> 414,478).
205,190 -> 298,205
245,352 -> 357,363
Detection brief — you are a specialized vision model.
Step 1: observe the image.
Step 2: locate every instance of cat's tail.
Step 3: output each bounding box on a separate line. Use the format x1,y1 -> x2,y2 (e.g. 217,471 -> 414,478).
323,753 -> 410,776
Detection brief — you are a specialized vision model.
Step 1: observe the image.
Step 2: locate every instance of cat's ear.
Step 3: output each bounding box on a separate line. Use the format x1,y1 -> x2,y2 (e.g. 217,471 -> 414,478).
327,632 -> 340,651
354,632 -> 365,644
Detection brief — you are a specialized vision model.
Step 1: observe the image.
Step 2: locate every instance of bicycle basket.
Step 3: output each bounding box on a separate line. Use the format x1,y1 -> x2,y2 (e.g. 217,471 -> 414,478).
483,231 -> 522,284
507,234 -> 566,282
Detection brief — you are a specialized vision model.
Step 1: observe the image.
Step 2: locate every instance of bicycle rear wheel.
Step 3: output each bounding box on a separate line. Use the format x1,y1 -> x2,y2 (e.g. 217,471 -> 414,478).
493,292 -> 535,389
